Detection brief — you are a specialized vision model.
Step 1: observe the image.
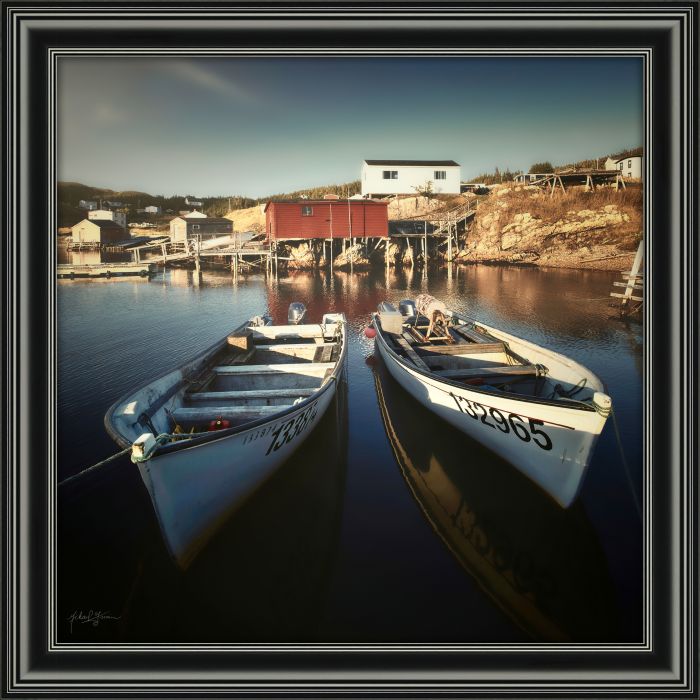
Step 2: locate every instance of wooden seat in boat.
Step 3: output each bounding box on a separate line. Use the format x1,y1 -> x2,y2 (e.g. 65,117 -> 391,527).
452,324 -> 499,344
171,404 -> 291,425
185,388 -> 316,402
416,340 -> 505,355
213,362 -> 335,375
434,364 -> 542,379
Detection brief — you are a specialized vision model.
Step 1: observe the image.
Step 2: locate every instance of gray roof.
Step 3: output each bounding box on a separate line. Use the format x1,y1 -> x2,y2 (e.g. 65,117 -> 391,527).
82,219 -> 122,229
364,159 -> 460,167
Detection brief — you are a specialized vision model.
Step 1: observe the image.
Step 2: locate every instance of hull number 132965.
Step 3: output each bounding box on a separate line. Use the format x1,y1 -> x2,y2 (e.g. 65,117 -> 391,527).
448,392 -> 553,451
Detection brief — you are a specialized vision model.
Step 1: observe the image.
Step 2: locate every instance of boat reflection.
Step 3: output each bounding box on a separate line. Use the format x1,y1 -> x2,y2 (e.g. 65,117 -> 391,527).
372,353 -> 618,642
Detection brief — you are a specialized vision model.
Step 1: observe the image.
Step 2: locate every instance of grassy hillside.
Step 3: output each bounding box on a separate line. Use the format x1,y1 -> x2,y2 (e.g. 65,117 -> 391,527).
57,180 -> 361,227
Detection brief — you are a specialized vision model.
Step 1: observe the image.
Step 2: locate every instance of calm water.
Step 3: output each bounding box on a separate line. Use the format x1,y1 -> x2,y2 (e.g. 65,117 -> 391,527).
57,264 -> 643,644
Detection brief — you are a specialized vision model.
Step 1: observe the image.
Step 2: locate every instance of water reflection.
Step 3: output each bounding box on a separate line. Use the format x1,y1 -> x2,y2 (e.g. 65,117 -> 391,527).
372,354 -> 618,642
56,263 -> 642,643
57,243 -> 131,266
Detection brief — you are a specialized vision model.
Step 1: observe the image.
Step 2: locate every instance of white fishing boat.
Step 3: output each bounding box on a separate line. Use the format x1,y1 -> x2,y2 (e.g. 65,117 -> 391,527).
371,295 -> 611,507
105,304 -> 347,568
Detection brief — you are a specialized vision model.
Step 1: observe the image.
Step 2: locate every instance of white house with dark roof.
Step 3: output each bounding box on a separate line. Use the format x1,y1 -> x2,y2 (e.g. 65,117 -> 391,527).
361,159 -> 461,197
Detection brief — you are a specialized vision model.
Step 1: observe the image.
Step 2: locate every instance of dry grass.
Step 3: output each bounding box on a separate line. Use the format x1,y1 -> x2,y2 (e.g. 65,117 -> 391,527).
486,184 -> 642,230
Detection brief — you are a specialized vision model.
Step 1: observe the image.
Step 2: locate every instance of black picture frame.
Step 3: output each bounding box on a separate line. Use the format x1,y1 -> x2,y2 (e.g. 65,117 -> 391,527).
3,2 -> 697,697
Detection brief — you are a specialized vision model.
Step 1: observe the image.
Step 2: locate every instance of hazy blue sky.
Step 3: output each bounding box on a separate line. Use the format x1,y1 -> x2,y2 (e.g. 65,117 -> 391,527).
58,57 -> 643,198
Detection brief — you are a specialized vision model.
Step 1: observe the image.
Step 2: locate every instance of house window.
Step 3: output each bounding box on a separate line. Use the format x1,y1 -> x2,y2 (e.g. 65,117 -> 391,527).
301,206 -> 313,216
628,160 -> 632,168
434,170 -> 447,180
382,170 -> 398,179
191,224 -> 200,230
619,163 -> 624,170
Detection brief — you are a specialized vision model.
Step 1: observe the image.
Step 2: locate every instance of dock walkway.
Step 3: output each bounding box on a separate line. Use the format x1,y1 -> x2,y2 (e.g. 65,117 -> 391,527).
57,262 -> 155,278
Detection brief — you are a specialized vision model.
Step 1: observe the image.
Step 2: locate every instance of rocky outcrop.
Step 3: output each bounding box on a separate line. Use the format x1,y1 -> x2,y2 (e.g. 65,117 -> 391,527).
457,185 -> 642,270
333,243 -> 370,269
285,242 -> 316,270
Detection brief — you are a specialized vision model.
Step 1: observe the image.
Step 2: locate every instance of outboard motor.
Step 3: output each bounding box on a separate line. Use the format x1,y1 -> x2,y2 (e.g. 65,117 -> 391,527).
288,302 -> 307,325
398,299 -> 416,317
249,314 -> 272,327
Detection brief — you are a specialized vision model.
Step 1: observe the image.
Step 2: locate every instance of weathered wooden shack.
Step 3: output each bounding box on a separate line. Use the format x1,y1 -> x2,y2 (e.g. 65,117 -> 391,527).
71,218 -> 124,245
169,215 -> 233,243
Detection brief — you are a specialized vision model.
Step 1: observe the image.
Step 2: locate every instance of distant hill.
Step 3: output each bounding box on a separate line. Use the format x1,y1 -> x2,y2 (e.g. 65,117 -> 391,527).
57,180 -> 361,227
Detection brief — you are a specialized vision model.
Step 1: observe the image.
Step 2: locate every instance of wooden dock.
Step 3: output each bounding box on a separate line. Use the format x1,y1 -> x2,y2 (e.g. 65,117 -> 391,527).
128,235 -> 278,277
610,240 -> 643,316
57,262 -> 156,278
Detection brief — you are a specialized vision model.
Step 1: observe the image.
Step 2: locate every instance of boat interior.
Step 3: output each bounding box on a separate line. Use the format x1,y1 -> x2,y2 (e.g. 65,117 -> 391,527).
376,301 -> 551,399
165,312 -> 344,433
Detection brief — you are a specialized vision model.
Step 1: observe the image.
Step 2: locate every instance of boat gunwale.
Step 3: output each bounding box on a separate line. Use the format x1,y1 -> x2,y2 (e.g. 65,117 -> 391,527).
371,312 -> 598,413
104,315 -> 348,453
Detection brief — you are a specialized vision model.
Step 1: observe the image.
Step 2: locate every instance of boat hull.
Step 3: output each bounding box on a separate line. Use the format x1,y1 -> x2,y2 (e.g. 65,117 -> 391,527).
105,313 -> 347,568
138,376 -> 337,568
374,322 -> 607,507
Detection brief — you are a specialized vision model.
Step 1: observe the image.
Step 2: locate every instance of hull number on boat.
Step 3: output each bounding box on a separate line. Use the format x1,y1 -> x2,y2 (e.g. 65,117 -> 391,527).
448,392 -> 553,451
265,402 -> 319,455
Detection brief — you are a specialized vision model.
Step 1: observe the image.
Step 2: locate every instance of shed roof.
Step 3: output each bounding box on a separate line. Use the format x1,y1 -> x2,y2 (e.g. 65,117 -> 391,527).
77,218 -> 122,229
185,217 -> 232,225
364,159 -> 460,167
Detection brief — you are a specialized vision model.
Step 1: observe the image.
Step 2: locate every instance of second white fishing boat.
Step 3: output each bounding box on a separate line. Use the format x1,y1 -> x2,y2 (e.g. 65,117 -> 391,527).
105,304 -> 347,568
371,295 -> 611,507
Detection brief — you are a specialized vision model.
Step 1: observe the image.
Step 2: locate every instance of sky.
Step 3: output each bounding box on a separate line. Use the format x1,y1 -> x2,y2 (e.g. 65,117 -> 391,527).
57,57 -> 643,198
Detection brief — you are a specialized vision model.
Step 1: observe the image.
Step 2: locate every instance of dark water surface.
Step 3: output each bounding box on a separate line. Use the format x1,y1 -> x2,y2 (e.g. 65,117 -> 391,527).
57,264 -> 643,644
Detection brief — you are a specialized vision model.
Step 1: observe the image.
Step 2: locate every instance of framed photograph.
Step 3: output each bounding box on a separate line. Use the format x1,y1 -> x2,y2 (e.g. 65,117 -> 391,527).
3,2 -> 697,697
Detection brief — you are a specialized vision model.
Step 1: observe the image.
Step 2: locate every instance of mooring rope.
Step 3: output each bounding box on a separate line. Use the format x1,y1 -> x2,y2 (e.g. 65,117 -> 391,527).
57,446 -> 132,489
57,433 -> 189,489
609,407 -> 643,521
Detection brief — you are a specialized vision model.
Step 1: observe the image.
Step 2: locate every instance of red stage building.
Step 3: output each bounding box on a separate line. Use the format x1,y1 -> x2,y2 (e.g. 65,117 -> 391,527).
264,199 -> 388,241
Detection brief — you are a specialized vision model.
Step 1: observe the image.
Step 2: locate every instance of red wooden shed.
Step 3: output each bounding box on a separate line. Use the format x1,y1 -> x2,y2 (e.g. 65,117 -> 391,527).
264,199 -> 388,241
